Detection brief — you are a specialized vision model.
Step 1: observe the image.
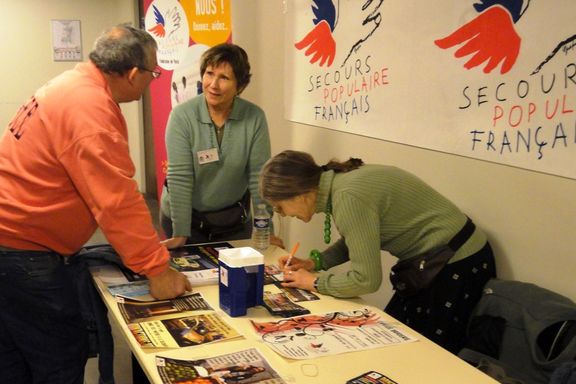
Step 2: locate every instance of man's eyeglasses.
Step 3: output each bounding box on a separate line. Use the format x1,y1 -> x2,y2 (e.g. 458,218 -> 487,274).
139,67 -> 161,79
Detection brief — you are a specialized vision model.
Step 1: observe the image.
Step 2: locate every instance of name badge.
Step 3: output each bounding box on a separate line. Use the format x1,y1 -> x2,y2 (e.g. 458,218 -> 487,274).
197,148 -> 219,164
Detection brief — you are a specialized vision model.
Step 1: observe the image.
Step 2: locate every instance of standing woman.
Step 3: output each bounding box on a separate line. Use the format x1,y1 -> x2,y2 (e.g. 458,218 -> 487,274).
161,43 -> 279,248
259,150 -> 496,354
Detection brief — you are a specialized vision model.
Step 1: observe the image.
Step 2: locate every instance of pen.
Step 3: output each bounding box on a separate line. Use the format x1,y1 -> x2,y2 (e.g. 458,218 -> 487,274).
285,241 -> 300,268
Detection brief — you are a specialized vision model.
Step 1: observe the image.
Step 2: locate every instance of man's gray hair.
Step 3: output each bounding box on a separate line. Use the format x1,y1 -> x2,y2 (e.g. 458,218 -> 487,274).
89,23 -> 157,75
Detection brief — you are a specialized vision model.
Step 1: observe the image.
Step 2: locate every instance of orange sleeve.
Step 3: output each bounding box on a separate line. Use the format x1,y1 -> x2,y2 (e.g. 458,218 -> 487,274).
60,131 -> 169,277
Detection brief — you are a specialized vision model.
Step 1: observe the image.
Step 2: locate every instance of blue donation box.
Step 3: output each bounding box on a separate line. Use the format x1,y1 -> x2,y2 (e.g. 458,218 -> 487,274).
218,247 -> 264,317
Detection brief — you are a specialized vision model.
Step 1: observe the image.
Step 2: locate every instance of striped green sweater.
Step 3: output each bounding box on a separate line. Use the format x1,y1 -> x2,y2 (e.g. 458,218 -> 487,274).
314,166 -> 487,298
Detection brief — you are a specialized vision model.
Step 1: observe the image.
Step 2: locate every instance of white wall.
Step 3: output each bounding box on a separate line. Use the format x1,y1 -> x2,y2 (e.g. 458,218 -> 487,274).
232,1 -> 576,307
0,0 -> 146,189
3,1 -> 575,307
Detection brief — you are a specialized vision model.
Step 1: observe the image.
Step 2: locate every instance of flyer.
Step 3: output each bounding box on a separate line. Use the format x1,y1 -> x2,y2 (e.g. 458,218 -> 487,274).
129,312 -> 242,348
118,292 -> 213,323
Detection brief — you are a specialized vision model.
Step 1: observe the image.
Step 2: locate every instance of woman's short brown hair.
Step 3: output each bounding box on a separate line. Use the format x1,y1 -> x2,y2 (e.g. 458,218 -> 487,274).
200,43 -> 251,94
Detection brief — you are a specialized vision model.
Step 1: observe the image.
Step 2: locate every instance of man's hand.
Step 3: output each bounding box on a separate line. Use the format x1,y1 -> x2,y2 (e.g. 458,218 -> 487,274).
148,267 -> 192,300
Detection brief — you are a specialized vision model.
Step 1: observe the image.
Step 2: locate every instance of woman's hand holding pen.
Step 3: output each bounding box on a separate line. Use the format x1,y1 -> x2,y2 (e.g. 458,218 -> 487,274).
278,255 -> 314,271
279,242 -> 316,291
282,268 -> 317,292
279,242 -> 312,271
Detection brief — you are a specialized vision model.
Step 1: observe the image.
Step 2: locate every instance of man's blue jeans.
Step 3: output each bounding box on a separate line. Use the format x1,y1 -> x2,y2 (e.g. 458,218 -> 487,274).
0,251 -> 89,384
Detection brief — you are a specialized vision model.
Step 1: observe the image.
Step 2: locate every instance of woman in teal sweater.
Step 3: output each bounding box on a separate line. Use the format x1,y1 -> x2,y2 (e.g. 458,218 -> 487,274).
160,44 -> 280,248
259,150 -> 496,354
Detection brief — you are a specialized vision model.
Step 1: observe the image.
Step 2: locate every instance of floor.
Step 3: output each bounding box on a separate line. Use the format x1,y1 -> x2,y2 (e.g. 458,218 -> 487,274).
84,195 -> 160,384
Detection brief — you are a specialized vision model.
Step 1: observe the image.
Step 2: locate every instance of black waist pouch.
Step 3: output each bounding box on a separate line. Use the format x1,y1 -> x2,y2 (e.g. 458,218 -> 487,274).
390,218 -> 475,297
390,245 -> 455,297
192,191 -> 250,239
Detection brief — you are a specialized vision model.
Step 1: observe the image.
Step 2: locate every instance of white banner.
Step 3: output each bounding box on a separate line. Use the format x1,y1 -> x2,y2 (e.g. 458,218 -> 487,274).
285,0 -> 576,179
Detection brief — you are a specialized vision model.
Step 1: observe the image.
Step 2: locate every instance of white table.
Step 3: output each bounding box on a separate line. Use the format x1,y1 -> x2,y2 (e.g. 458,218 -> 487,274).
92,240 -> 497,383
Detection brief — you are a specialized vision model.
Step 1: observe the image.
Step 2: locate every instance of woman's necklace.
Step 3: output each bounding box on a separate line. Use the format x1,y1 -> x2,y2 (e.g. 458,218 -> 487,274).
209,108 -> 229,146
214,123 -> 225,144
324,200 -> 332,244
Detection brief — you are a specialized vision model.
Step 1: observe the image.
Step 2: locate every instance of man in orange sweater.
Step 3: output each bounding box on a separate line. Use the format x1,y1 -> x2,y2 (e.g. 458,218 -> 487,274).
0,24 -> 191,383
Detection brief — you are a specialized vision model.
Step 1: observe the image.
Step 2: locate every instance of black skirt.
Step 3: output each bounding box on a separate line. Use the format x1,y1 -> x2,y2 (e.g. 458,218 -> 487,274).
385,242 -> 496,354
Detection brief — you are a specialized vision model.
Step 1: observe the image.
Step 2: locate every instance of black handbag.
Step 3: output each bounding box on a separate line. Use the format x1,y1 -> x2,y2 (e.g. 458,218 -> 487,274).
191,192 -> 250,239
389,218 -> 475,297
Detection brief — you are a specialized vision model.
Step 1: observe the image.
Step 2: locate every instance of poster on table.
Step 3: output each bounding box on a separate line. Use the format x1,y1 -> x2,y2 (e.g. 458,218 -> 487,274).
285,0 -> 576,179
143,0 -> 232,197
251,308 -> 416,359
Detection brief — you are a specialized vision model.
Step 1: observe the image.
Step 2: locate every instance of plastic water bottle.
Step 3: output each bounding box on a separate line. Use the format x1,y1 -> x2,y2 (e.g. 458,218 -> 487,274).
253,204 -> 270,250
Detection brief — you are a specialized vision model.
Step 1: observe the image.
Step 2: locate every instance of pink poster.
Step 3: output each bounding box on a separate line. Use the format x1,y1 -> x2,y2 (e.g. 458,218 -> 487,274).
142,0 -> 232,197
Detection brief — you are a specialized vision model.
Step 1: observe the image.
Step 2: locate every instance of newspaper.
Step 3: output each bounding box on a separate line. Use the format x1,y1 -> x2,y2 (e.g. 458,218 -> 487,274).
251,307 -> 417,359
156,348 -> 287,384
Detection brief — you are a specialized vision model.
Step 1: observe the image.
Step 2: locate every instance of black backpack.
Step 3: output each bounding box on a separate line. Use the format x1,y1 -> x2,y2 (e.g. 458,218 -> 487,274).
459,279 -> 576,384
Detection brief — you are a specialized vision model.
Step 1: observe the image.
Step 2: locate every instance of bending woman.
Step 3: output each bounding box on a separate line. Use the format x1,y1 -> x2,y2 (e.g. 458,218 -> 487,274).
259,150 -> 496,353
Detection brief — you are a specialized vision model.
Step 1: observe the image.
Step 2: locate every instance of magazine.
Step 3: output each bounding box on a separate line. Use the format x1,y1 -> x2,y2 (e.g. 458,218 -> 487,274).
346,371 -> 399,384
170,242 -> 234,286
263,266 -> 319,302
118,292 -> 213,323
156,348 -> 287,384
274,282 -> 319,302
262,290 -> 310,318
251,308 -> 417,359
94,242 -> 234,292
129,312 -> 242,348
263,264 -> 283,285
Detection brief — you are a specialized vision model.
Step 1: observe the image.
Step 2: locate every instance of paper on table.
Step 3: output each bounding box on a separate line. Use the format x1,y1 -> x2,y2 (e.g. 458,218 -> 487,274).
251,307 -> 417,359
